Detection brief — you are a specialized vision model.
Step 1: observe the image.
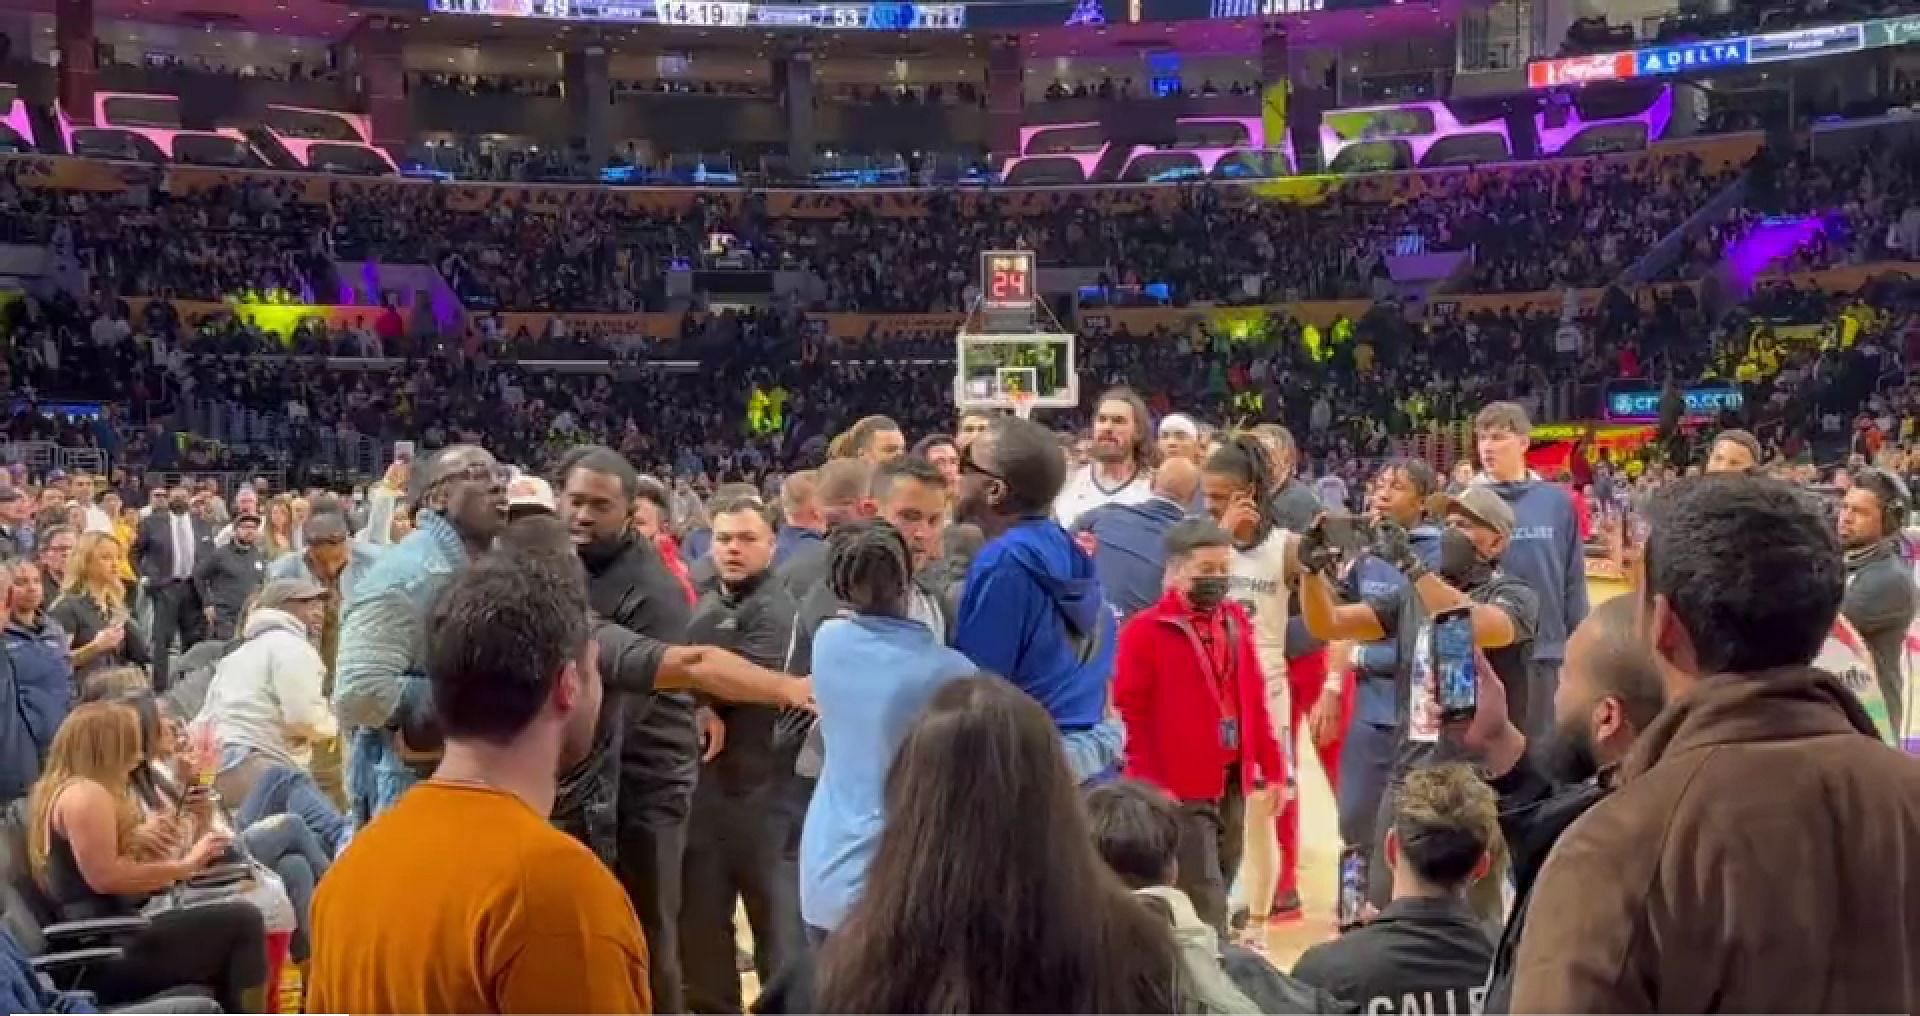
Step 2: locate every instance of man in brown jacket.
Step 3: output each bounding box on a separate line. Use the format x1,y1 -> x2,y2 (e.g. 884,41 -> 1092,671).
1512,474 -> 1920,1014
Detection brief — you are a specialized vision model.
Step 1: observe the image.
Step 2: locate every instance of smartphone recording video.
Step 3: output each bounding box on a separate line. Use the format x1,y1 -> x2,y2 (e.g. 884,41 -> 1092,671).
1337,845 -> 1369,929
1431,605 -> 1479,724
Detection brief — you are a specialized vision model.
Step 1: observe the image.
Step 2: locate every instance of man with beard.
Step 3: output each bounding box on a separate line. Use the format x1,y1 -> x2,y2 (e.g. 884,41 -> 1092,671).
307,550 -> 650,1015
1513,475 -> 1920,1013
1449,596 -> 1664,1012
954,416 -> 1123,783
1055,387 -> 1157,528
1836,467 -> 1915,738
335,444 -> 509,824
1296,486 -> 1538,919
194,512 -> 268,641
559,444 -> 700,1015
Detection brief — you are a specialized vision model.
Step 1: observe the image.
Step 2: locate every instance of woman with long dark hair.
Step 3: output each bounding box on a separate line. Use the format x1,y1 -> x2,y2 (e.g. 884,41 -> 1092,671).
815,676 -> 1187,1014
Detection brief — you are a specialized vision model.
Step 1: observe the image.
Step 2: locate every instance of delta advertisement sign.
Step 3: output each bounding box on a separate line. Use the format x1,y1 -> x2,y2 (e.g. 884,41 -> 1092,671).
1526,14 -> 1906,89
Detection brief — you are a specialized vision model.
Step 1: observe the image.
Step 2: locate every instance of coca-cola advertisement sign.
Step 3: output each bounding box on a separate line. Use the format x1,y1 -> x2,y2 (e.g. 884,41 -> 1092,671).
1526,51 -> 1635,88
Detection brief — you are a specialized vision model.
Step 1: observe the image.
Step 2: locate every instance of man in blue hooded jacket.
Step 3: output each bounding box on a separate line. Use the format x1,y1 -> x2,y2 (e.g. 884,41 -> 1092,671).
1074,458 -> 1201,622
1472,402 -> 1589,739
953,416 -> 1123,783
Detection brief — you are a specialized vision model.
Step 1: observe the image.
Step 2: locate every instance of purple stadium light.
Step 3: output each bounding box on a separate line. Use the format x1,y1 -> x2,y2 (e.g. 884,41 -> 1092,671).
3,99 -> 35,149
1722,214 -> 1826,292
1064,0 -> 1107,27
1534,85 -> 1673,156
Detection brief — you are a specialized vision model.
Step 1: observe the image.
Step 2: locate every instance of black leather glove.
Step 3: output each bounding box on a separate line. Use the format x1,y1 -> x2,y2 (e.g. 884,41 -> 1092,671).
1298,518 -> 1340,577
1372,520 -> 1425,580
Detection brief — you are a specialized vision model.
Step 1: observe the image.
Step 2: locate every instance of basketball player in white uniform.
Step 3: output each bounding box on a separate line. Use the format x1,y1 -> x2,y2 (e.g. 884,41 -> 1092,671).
1202,433 -> 1304,949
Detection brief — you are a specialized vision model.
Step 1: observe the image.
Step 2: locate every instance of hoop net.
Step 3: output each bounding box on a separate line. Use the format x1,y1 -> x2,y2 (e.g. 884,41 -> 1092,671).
1011,391 -> 1037,420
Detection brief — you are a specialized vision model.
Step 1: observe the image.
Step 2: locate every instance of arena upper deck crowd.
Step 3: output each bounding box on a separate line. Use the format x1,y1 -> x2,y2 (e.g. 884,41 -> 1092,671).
0,106 -> 1917,1015
10,137 -> 1895,315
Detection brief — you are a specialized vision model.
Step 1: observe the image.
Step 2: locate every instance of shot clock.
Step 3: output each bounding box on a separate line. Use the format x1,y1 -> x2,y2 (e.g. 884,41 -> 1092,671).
981,250 -> 1036,312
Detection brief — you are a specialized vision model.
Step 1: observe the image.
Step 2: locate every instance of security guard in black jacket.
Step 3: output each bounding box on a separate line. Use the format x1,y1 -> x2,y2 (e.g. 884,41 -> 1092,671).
560,446 -> 700,1016
679,494 -> 809,1014
1290,765 -> 1497,1016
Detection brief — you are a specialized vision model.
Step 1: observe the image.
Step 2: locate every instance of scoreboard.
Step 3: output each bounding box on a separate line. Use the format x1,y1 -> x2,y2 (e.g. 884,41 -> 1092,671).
428,0 -> 968,28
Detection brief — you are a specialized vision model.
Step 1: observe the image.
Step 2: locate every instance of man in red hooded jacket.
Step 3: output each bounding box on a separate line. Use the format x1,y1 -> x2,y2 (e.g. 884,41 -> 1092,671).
1115,517 -> 1286,937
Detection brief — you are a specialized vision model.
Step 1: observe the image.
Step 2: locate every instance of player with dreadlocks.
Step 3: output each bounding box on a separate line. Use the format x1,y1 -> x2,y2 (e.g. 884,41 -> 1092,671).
799,519 -> 978,939
1201,432 -> 1306,953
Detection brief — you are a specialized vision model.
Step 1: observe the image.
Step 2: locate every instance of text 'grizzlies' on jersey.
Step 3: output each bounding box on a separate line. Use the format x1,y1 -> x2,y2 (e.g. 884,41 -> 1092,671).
1228,529 -> 1295,720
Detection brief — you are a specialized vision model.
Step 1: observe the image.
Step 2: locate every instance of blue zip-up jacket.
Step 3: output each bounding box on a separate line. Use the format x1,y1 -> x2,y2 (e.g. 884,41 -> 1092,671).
268,538 -> 385,600
333,510 -> 471,825
1075,495 -> 1190,622
774,525 -> 825,569
1345,523 -> 1441,727
5,613 -> 70,757
1480,477 -> 1589,665
953,517 -> 1122,783
0,613 -> 71,800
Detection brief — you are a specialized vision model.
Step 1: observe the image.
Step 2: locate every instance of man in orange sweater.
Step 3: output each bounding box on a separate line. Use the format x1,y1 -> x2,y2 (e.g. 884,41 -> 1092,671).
307,547 -> 650,1014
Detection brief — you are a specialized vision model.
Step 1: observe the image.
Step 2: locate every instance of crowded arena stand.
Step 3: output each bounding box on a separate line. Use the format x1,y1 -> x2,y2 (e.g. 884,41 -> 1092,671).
0,0 -> 1918,1011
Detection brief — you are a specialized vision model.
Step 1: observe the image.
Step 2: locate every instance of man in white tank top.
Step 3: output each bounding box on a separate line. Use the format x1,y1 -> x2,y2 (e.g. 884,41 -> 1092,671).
1055,389 -> 1156,528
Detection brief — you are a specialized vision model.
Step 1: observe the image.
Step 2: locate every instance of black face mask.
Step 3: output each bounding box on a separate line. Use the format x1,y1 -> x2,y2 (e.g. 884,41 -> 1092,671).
1187,575 -> 1231,611
1438,527 -> 1492,588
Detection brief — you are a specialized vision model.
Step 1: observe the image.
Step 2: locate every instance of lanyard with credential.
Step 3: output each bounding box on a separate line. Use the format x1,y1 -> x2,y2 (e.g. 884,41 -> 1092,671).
1170,612 -> 1242,751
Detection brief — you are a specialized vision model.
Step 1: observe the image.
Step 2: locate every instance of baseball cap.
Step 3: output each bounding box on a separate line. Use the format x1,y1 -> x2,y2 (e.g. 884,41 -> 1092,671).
1441,486 -> 1515,542
234,512 -> 262,527
507,475 -> 556,515
1158,413 -> 1200,439
256,577 -> 328,610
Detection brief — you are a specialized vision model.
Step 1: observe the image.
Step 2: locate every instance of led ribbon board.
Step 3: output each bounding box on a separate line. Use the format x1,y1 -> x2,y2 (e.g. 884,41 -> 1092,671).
427,0 -> 966,28
1526,13 -> 1912,89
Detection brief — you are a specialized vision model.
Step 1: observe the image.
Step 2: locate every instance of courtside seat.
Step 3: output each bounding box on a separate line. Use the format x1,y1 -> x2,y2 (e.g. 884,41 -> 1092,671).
0,799 -> 221,1010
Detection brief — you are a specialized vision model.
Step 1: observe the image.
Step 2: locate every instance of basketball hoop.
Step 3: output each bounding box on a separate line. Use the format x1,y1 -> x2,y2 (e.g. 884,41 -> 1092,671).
1011,391 -> 1037,420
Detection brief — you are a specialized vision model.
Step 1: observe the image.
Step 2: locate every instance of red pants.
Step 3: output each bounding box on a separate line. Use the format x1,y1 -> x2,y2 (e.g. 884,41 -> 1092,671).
1277,646 -> 1349,901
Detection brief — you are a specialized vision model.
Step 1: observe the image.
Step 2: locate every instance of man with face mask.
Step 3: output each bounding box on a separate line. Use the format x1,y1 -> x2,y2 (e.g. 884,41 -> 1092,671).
1113,518 -> 1286,936
1446,596 -> 1664,1013
335,445 -> 509,825
306,550 -> 651,1014
1296,486 -> 1539,917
